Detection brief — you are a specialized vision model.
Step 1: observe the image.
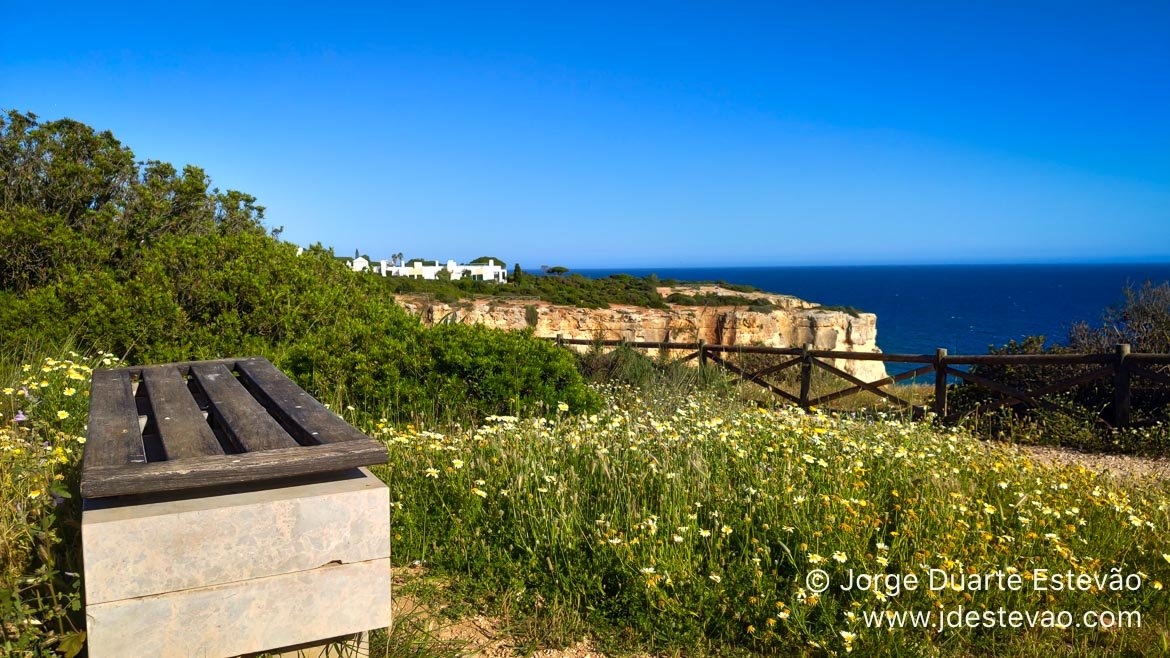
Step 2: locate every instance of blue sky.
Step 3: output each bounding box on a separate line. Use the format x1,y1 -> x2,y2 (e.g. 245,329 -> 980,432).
4,2 -> 1168,267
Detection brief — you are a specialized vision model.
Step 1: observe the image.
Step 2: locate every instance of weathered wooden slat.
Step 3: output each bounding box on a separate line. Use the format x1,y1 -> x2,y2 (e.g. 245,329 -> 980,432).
810,364 -> 936,407
141,366 -> 224,460
933,348 -> 949,417
706,352 -> 802,404
798,344 -> 813,407
748,356 -> 803,379
1132,413 -> 1170,429
675,350 -> 701,363
1129,353 -> 1170,363
191,363 -> 300,452
945,366 -> 1115,422
82,370 -> 146,472
79,442 -> 390,498
943,353 -> 1115,365
810,358 -> 917,410
1131,365 -> 1170,388
540,337 -> 1170,370
556,338 -> 700,349
941,367 -> 1072,423
1113,344 -> 1132,427
807,350 -> 935,364
120,357 -> 241,379
707,344 -> 803,356
234,358 -> 370,445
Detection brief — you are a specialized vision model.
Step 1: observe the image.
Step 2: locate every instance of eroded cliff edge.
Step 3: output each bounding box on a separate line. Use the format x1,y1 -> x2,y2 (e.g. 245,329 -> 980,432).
395,285 -> 887,381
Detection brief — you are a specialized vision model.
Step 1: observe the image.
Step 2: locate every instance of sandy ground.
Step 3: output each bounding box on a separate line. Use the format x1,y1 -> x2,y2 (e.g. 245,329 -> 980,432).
1016,443 -> 1170,480
390,566 -> 607,658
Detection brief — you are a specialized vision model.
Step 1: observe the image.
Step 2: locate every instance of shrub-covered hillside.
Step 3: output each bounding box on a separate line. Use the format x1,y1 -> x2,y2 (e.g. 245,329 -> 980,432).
379,265 -> 775,310
0,110 -> 598,419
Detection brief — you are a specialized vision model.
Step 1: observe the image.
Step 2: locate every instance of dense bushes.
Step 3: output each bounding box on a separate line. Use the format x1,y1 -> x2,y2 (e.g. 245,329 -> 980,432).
382,269 -> 777,311
0,110 -> 597,419
384,270 -> 673,309
574,344 -> 737,399
285,314 -> 598,421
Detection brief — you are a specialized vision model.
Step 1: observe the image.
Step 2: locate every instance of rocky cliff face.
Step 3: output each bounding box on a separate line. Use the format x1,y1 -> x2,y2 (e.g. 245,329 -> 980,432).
395,288 -> 887,381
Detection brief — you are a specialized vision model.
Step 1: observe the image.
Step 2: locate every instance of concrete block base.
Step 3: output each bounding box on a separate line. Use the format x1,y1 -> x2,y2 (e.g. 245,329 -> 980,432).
83,468 -> 391,658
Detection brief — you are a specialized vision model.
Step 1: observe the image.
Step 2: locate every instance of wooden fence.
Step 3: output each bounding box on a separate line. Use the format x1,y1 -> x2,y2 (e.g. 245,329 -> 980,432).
551,336 -> 1170,428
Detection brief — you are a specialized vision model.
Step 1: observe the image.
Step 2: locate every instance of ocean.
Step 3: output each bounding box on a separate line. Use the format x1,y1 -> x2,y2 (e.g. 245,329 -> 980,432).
575,264 -> 1170,359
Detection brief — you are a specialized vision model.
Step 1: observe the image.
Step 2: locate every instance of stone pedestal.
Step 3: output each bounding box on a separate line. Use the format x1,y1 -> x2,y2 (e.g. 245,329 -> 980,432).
83,467 -> 391,657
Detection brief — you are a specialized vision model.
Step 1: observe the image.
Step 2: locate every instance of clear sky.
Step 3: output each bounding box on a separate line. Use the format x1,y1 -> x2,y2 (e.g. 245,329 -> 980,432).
4,2 -> 1168,268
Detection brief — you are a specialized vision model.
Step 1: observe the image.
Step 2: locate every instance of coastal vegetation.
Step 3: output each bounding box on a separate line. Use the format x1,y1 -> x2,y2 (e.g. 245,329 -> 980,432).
6,357 -> 1170,656
0,110 -> 597,422
369,384 -> 1170,656
384,270 -> 671,308
951,281 -> 1170,455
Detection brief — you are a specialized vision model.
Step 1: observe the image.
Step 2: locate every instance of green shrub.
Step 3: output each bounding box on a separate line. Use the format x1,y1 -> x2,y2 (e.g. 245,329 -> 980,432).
575,344 -> 735,397
426,325 -> 600,418
0,110 -> 597,424
285,320 -> 599,423
949,282 -> 1170,452
814,304 -> 861,318
576,344 -> 660,386
1069,281 -> 1170,354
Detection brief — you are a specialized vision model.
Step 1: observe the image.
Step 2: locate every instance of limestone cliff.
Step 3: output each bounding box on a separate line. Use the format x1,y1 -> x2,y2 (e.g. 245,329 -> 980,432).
394,287 -> 887,381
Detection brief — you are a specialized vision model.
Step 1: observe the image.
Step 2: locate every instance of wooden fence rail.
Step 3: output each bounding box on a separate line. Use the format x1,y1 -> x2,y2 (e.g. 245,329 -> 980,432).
550,336 -> 1170,428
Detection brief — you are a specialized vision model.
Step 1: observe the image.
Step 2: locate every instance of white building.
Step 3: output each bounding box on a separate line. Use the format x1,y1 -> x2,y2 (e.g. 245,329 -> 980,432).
349,256 -> 371,272
372,258 -> 508,283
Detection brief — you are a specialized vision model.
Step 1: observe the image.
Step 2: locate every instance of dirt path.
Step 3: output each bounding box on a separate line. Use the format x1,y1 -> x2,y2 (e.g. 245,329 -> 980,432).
390,566 -> 606,658
1016,444 -> 1170,480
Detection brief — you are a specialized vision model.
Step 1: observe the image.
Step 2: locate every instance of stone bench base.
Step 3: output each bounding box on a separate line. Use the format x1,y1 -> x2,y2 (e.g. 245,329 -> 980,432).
83,468 -> 391,657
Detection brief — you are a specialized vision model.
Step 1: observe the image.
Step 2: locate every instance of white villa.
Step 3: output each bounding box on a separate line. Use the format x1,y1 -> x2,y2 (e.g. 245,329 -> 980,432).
349,257 -> 508,283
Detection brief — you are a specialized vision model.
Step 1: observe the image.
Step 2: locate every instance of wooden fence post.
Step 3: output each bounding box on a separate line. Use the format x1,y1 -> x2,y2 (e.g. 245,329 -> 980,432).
698,339 -> 707,368
799,343 -> 813,409
933,348 -> 948,419
1114,343 -> 1131,427
556,333 -> 563,349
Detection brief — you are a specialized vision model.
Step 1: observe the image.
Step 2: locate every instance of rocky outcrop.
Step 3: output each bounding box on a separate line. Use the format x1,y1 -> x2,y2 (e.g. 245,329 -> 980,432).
395,288 -> 887,381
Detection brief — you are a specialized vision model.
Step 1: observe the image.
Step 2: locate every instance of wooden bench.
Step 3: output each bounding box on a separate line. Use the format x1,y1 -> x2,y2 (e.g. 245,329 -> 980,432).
81,357 -> 392,657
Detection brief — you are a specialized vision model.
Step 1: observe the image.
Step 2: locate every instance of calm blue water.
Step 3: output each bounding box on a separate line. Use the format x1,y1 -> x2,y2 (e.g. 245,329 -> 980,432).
576,264 -> 1170,358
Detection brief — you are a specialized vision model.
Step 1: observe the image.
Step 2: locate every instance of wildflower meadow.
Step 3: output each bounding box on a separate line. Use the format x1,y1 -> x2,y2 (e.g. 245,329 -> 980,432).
370,385 -> 1170,656
2,352 -> 121,656
4,352 -> 1170,656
